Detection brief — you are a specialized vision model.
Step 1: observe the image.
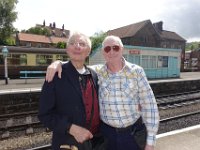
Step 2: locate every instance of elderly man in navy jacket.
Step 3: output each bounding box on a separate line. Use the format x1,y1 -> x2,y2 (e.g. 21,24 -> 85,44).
38,31 -> 101,150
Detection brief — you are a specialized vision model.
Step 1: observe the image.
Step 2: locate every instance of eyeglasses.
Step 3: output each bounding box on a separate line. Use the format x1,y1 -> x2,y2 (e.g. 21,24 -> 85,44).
104,45 -> 120,53
68,42 -> 87,47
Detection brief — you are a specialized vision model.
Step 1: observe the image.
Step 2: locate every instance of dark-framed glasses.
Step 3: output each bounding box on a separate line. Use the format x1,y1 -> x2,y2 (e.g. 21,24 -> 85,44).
104,45 -> 120,53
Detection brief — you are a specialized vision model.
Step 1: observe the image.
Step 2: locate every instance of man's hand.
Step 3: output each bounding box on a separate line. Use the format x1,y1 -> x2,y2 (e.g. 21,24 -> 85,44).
69,124 -> 93,143
45,60 -> 62,82
145,144 -> 154,150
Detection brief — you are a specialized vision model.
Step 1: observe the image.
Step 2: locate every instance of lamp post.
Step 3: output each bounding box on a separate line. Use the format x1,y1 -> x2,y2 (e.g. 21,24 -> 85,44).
2,46 -> 9,84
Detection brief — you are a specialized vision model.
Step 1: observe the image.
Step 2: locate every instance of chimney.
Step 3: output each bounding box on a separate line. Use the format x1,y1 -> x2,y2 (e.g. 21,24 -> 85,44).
53,22 -> 56,28
153,21 -> 163,31
43,20 -> 45,26
62,24 -> 64,30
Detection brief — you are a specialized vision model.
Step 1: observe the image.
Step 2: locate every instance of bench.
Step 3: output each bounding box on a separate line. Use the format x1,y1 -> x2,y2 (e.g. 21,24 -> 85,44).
20,71 -> 46,83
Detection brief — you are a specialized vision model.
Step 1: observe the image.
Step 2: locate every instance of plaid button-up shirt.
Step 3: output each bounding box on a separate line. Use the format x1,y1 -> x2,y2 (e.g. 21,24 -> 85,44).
90,59 -> 159,146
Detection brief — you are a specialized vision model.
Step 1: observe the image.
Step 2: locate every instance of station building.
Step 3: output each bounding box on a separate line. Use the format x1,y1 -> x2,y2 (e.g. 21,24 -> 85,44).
89,45 -> 181,79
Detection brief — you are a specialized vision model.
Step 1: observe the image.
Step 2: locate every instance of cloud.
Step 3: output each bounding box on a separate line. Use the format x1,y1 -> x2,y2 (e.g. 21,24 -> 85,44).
14,0 -> 200,42
157,0 -> 200,41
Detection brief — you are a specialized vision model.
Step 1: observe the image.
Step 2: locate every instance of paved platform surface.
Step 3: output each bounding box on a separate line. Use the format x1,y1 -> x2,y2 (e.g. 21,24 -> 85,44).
155,125 -> 200,150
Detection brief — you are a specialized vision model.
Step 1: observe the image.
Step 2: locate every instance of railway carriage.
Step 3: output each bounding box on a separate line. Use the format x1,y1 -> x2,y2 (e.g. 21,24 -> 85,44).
0,46 -> 68,79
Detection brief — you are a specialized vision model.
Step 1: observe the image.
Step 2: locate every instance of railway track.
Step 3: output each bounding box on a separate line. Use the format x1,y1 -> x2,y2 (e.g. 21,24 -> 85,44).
158,110 -> 200,134
160,110 -> 200,122
27,110 -> 200,150
156,90 -> 200,109
0,90 -> 199,135
0,90 -> 200,149
0,110 -> 38,120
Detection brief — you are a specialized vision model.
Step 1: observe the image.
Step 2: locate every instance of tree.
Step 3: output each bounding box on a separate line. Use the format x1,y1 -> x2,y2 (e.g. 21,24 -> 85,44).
0,0 -> 18,45
190,45 -> 194,50
186,42 -> 200,51
24,26 -> 51,36
90,31 -> 106,54
56,41 -> 66,49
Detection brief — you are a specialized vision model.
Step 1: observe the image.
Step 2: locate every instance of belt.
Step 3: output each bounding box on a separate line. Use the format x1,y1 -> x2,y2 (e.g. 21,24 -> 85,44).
115,125 -> 133,132
105,117 -> 143,133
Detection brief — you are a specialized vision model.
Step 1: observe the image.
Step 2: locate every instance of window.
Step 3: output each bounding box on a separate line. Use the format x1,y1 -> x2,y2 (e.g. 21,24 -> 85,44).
162,44 -> 167,48
37,43 -> 42,48
125,54 -> 140,65
56,54 -> 69,61
141,55 -> 148,68
0,53 -> 27,65
171,44 -> 175,49
178,45 -> 182,49
20,54 -> 27,65
158,56 -> 168,68
7,54 -> 24,65
36,54 -> 53,65
149,56 -> 157,68
141,55 -> 157,69
26,42 -> 31,47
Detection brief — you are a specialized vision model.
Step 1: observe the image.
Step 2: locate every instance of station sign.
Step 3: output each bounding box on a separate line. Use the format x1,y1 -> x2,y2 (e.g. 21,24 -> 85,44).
129,49 -> 140,54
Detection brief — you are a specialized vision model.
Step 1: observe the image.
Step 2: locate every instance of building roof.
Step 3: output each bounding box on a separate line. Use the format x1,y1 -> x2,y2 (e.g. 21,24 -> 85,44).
107,20 -> 150,38
17,33 -> 67,44
160,30 -> 186,41
50,36 -> 67,43
36,24 -> 70,38
106,19 -> 186,41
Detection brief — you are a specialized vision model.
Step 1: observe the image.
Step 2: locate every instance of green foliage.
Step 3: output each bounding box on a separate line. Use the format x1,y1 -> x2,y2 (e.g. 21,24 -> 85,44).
56,42 -> 66,49
90,31 -> 107,54
186,42 -> 200,51
0,0 -> 18,45
24,27 -> 51,36
5,36 -> 16,45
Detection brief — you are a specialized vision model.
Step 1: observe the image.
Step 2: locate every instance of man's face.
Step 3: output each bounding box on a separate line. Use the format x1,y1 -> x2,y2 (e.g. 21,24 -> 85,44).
67,35 -> 90,62
102,39 -> 123,63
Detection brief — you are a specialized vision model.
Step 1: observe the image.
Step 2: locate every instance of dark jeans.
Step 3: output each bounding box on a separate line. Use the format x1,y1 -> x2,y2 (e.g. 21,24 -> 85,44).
100,119 -> 144,150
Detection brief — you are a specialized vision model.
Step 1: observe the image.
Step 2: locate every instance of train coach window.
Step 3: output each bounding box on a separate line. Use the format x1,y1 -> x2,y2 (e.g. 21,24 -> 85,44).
0,53 -> 27,66
56,54 -> 69,61
36,54 -> 53,65
20,54 -> 27,65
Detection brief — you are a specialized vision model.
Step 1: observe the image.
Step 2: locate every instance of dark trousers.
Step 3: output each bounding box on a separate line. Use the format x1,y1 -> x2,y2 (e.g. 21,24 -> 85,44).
100,120 -> 142,150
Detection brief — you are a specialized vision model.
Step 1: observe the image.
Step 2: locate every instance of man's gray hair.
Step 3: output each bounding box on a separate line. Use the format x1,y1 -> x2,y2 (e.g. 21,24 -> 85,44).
102,35 -> 123,47
67,31 -> 92,49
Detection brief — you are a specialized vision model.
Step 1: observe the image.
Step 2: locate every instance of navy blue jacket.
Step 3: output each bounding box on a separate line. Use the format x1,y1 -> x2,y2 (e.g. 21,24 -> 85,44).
38,61 -> 98,150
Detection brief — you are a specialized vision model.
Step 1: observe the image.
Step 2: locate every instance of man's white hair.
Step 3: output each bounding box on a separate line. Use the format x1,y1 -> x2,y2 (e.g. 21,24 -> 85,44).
102,35 -> 123,47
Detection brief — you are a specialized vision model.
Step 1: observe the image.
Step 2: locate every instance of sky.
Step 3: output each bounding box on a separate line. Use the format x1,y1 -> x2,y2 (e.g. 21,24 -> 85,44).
13,0 -> 200,42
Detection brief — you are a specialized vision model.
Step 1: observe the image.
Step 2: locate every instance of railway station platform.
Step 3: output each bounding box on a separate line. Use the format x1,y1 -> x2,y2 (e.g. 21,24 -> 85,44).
0,71 -> 200,91
155,124 -> 200,150
0,71 -> 200,150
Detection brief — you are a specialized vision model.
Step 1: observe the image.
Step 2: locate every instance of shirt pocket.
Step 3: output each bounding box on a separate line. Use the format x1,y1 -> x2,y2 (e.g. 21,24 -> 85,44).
122,79 -> 139,99
98,79 -> 110,97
